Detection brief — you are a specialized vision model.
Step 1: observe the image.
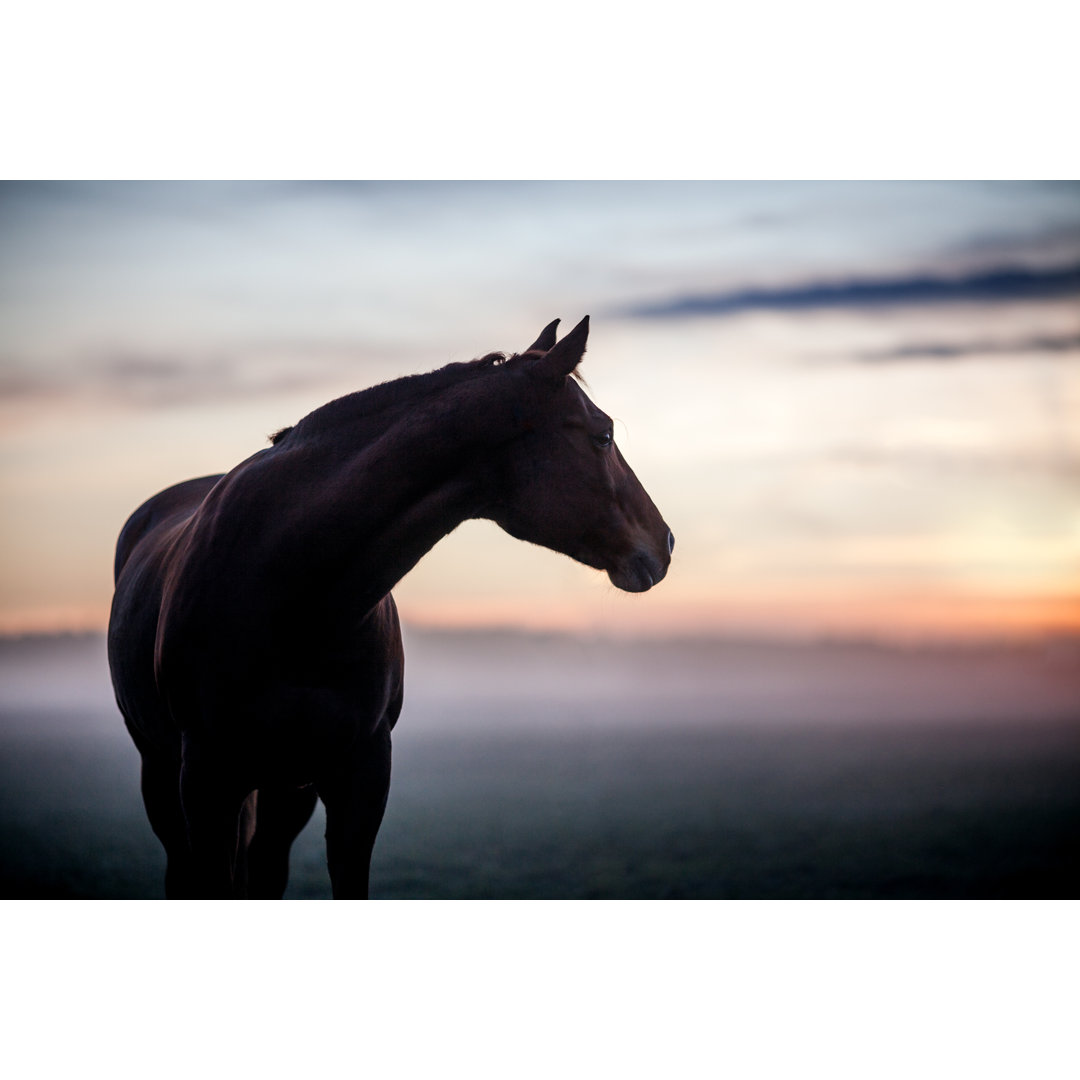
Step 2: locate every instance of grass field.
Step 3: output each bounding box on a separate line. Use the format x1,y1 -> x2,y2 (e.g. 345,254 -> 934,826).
1,631 -> 1077,899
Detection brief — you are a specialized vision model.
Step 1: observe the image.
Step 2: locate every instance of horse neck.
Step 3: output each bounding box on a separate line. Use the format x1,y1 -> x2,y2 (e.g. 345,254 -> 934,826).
260,385 -> 507,621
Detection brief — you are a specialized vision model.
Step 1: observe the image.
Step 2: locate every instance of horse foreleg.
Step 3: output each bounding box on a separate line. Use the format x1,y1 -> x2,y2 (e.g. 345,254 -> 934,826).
178,738 -> 251,898
317,725 -> 392,900
246,784 -> 319,899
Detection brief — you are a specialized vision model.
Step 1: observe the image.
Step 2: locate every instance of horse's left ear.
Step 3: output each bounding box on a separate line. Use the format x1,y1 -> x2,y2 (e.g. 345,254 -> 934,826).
523,318 -> 560,354
532,315 -> 589,380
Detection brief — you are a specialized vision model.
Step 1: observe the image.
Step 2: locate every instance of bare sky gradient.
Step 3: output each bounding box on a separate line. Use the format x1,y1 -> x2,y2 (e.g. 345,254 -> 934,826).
1,181 -> 1078,638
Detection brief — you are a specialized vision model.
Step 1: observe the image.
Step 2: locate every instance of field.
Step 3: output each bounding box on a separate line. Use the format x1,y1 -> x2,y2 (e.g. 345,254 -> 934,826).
1,630 -> 1078,899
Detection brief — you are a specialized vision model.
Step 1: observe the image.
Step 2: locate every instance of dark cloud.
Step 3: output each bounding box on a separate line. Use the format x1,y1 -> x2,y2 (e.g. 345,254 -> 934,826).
623,263 -> 1080,319
857,333 -> 1080,362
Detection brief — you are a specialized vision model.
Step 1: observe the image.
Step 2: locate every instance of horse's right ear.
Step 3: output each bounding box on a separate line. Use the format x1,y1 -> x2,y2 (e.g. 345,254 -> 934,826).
530,315 -> 589,381
522,318 -> 560,354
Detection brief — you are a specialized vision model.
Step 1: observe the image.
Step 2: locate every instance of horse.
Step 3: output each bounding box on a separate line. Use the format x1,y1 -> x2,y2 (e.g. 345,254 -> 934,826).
107,316 -> 673,898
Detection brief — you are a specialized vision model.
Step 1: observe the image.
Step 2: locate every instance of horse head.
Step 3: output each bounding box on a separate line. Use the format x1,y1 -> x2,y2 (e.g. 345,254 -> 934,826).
490,316 -> 674,593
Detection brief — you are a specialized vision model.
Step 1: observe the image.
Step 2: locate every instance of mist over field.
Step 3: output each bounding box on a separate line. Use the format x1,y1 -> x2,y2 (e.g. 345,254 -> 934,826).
1,629 -> 1077,899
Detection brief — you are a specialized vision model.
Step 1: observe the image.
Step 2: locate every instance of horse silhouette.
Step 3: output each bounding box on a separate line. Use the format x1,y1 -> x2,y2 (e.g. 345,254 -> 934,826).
107,317 -> 673,898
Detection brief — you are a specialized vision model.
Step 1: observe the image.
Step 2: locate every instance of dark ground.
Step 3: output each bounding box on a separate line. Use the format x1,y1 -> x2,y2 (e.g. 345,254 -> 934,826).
1,631 -> 1078,899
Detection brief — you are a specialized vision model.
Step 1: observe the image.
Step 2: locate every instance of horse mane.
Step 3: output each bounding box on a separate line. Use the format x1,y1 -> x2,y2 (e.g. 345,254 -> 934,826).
269,350 -> 542,446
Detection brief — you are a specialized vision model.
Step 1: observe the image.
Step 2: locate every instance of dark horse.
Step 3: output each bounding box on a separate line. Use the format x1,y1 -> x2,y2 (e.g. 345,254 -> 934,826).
107,317 -> 673,898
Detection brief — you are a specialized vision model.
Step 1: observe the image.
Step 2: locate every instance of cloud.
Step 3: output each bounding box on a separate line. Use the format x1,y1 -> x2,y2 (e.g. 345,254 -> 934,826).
0,348 -> 354,411
944,221 -> 1080,267
623,263 -> 1080,319
856,333 -> 1080,362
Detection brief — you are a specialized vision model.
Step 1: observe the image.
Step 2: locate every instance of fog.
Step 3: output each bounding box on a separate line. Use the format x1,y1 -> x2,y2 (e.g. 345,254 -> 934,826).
401,626 -> 1080,731
3,627 -> 1079,736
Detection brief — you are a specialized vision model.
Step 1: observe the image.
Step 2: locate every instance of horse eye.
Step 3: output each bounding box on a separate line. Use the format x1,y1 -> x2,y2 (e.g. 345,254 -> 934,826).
593,430 -> 613,448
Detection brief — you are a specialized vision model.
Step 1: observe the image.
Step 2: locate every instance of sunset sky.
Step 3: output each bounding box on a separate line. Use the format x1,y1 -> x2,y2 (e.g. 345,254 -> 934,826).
1,180 -> 1078,639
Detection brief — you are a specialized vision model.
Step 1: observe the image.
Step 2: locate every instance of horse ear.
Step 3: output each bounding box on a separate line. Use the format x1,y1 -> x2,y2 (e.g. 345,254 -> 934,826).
532,315 -> 589,380
523,318 -> 560,354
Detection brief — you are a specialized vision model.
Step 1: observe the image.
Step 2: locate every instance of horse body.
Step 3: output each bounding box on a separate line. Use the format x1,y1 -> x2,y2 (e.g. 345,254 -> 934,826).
108,317 -> 672,898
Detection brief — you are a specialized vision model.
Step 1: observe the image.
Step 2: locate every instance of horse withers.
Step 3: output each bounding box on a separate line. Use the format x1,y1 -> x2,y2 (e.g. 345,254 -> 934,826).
107,316 -> 673,898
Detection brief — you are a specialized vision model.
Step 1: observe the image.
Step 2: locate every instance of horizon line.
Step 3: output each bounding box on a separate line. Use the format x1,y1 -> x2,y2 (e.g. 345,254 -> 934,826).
4,620 -> 1078,652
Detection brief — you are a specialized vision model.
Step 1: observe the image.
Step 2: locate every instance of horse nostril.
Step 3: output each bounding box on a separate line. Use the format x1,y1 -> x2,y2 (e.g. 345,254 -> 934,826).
667,530 -> 675,556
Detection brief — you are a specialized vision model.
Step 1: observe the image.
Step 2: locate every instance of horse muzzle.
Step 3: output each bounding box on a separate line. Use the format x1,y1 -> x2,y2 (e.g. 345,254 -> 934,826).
607,529 -> 674,593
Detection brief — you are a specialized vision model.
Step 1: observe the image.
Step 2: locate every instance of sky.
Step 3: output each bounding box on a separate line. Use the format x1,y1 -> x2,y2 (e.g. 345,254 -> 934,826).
1,180 -> 1078,640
